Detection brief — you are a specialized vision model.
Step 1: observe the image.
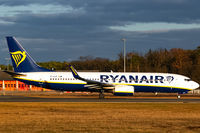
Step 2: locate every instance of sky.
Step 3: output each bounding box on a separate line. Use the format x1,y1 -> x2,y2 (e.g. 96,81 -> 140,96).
0,0 -> 200,64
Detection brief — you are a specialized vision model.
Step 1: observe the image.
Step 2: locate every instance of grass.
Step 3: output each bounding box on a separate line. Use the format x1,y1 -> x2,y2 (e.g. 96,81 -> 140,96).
0,103 -> 200,133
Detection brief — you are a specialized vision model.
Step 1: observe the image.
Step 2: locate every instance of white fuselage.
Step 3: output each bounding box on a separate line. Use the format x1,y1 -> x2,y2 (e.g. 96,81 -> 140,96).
14,72 -> 199,93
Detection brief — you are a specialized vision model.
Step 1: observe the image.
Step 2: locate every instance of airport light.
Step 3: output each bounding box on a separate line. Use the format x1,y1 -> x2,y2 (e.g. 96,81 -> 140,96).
5,58 -> 10,70
121,38 -> 126,72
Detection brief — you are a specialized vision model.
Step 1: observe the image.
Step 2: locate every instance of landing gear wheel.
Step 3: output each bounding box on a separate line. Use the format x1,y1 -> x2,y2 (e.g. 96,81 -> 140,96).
99,93 -> 105,99
99,90 -> 105,99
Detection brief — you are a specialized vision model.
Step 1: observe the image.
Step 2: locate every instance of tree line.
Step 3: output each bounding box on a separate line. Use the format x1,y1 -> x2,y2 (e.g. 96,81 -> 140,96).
1,46 -> 200,83
38,46 -> 200,83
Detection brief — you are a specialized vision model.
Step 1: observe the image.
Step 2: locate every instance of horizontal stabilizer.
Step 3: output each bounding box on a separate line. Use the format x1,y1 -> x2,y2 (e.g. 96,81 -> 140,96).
3,70 -> 26,76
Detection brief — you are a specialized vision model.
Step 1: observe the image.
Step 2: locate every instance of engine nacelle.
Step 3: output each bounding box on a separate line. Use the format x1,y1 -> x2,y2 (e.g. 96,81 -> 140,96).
113,85 -> 134,96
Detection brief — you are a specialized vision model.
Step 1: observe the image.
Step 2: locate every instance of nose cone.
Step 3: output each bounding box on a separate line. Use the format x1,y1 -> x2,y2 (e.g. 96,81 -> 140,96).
191,81 -> 200,90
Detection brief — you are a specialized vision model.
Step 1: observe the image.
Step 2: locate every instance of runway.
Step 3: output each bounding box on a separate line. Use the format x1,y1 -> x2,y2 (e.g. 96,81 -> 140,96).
0,95 -> 200,102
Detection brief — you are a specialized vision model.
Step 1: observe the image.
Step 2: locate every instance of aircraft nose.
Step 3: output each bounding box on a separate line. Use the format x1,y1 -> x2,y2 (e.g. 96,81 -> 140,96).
191,81 -> 200,90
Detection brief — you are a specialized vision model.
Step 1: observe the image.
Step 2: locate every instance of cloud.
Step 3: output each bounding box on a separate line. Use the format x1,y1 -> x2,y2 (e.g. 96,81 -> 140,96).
0,0 -> 200,64
0,4 -> 85,17
110,22 -> 200,33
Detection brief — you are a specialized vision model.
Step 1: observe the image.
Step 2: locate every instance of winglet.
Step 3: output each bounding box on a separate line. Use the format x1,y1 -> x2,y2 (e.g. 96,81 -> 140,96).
69,65 -> 81,79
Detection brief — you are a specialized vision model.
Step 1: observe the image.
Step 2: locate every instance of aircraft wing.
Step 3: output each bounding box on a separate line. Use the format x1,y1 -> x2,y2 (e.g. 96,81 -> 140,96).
69,65 -> 114,90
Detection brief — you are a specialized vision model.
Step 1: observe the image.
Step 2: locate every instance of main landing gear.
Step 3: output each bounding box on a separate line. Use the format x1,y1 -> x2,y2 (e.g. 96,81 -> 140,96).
99,90 -> 105,99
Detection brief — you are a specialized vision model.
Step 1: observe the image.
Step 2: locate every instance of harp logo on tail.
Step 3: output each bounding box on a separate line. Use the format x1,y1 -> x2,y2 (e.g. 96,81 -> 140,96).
10,51 -> 26,67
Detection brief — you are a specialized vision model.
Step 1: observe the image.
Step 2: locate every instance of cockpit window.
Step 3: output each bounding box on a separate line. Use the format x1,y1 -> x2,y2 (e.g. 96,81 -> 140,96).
185,79 -> 192,81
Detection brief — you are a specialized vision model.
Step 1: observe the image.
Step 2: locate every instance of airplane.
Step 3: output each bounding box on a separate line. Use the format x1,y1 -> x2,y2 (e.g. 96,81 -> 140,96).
4,36 -> 200,99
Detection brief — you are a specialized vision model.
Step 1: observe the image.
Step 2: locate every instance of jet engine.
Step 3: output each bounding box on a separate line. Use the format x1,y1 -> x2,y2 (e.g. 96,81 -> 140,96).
113,85 -> 134,96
